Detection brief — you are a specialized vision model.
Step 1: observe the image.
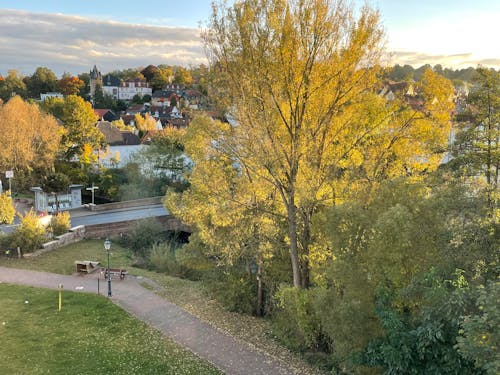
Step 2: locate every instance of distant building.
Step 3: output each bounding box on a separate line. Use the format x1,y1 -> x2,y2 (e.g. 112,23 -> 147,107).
40,92 -> 64,101
118,78 -> 152,101
97,70 -> 152,101
101,74 -> 121,99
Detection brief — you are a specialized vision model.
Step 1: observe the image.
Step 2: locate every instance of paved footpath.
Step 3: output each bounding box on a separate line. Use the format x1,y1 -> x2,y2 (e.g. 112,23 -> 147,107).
0,266 -> 299,375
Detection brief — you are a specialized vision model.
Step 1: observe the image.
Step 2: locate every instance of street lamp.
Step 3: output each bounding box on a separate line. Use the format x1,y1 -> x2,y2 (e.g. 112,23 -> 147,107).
104,238 -> 112,297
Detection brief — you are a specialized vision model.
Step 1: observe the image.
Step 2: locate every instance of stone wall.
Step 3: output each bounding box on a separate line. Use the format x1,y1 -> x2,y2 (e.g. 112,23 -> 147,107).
89,196 -> 163,212
24,225 -> 86,258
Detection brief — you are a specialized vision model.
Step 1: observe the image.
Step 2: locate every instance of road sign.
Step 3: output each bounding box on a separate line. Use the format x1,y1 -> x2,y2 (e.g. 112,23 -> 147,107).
5,170 -> 13,178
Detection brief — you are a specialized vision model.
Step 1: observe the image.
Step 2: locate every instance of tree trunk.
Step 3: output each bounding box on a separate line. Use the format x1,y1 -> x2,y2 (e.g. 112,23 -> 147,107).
256,258 -> 263,317
300,213 -> 312,289
286,195 -> 302,289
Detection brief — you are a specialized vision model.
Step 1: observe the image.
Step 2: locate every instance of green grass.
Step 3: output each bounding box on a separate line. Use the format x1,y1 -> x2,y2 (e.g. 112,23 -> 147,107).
0,239 -> 324,375
0,284 -> 221,375
0,239 -> 136,275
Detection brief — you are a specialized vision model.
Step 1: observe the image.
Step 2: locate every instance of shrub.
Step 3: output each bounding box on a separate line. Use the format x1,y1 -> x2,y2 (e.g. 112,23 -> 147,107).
149,242 -> 182,275
209,271 -> 257,315
0,192 -> 15,224
123,218 -> 165,258
49,211 -> 71,236
271,286 -> 324,352
11,209 -> 47,252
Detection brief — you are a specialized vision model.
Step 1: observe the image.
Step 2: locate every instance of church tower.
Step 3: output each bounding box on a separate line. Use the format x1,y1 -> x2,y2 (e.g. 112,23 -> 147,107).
89,65 -> 102,99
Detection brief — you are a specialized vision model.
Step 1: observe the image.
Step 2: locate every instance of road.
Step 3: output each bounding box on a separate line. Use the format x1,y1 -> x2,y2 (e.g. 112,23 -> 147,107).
70,205 -> 169,226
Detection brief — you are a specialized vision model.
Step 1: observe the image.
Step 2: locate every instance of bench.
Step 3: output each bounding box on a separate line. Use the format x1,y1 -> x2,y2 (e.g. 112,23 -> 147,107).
103,268 -> 128,280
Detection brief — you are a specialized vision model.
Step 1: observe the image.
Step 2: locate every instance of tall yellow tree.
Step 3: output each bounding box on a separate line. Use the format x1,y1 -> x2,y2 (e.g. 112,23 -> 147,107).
0,96 -> 62,173
195,0 -> 453,289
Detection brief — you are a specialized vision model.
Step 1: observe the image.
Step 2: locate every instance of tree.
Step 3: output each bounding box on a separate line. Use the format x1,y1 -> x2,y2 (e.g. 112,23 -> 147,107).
42,95 -> 103,160
0,192 -> 15,224
151,66 -> 173,90
173,66 -> 192,87
0,70 -> 27,101
165,116 -> 279,315
201,0 -> 453,288
457,280 -> 500,375
26,67 -> 58,98
141,65 -> 159,82
77,72 -> 91,98
451,68 -> 500,207
0,96 -> 62,173
58,75 -> 84,95
132,94 -> 143,104
11,209 -> 47,252
134,113 -> 157,133
118,128 -> 191,200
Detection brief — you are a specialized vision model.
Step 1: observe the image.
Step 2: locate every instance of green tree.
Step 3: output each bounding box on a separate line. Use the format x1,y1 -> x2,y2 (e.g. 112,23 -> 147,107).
26,67 -> 58,98
0,70 -> 27,101
361,271 -> 479,374
77,72 -> 90,98
452,68 -> 500,207
457,280 -> 500,375
43,95 -> 103,160
0,192 -> 15,224
141,64 -> 159,82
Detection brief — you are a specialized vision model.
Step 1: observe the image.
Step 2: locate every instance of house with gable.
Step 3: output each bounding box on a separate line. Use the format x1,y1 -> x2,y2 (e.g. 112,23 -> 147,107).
118,78 -> 152,100
94,108 -> 118,122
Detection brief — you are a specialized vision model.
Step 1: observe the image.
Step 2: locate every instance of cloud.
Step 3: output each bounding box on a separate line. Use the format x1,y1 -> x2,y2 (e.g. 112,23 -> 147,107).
0,9 -> 206,77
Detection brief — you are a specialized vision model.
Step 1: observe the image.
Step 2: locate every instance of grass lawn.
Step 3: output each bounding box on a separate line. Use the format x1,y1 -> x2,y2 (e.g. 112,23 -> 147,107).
0,284 -> 221,375
0,239 -> 323,375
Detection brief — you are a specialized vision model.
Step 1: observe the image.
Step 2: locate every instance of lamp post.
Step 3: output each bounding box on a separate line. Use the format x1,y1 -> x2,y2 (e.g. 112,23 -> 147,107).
104,238 -> 112,297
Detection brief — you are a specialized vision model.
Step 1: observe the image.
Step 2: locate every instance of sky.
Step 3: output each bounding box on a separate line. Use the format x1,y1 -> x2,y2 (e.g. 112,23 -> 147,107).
0,0 -> 498,77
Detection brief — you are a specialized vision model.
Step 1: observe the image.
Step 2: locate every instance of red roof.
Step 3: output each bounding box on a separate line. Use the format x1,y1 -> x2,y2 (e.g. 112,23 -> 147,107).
94,109 -> 112,118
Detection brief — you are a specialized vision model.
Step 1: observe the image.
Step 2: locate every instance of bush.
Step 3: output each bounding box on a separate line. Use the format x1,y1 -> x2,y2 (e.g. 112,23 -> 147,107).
49,212 -> 71,236
209,271 -> 257,315
11,209 -> 47,252
0,192 -> 15,224
271,286 -> 324,352
149,242 -> 182,275
122,218 -> 165,258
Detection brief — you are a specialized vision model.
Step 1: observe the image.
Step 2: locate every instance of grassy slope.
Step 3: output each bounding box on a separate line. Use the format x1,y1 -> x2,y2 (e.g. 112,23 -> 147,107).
0,239 -> 323,375
0,284 -> 220,375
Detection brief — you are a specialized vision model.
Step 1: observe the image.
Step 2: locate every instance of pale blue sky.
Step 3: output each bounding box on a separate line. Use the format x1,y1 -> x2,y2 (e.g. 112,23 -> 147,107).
0,0 -> 498,75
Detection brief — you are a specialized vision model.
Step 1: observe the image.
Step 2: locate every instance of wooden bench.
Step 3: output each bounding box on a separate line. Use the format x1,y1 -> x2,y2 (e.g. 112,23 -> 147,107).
103,268 -> 128,280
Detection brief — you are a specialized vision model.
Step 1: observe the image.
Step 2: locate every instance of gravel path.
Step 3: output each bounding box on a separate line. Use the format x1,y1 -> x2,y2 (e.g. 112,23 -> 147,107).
0,266 -> 299,375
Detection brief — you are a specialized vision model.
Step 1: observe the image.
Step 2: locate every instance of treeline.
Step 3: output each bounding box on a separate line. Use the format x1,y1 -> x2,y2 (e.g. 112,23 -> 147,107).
387,63 -> 491,85
0,64 -> 209,103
